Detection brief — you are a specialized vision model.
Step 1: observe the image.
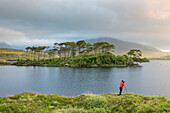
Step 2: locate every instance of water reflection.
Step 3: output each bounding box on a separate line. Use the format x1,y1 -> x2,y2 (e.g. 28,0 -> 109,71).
0,60 -> 170,99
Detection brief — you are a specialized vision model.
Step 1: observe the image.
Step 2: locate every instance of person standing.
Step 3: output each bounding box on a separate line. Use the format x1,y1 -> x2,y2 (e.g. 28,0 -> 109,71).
119,80 -> 125,95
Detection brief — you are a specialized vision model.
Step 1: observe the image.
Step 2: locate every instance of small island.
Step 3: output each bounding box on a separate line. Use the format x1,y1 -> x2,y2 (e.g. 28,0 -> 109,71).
14,40 -> 149,67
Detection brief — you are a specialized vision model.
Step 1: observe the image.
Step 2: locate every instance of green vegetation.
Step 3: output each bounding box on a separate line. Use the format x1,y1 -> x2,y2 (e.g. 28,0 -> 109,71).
127,49 -> 149,63
0,92 -> 169,112
14,40 -> 149,67
15,52 -> 149,67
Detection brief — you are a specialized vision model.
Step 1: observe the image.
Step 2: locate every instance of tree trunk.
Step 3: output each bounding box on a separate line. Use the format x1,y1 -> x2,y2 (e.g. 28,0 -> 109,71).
78,48 -> 80,56
34,52 -> 36,60
38,52 -> 40,61
68,50 -> 70,57
43,52 -> 45,60
64,51 -> 66,58
31,51 -> 32,60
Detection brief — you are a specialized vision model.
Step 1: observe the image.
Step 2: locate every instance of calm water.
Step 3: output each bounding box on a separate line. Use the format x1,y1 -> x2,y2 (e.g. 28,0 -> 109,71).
0,60 -> 170,99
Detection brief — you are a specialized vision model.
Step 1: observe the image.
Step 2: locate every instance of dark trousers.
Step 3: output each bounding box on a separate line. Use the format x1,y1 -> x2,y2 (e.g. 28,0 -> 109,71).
119,87 -> 123,95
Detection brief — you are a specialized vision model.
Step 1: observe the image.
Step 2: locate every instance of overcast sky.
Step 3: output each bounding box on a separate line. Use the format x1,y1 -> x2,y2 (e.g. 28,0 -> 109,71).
0,0 -> 170,51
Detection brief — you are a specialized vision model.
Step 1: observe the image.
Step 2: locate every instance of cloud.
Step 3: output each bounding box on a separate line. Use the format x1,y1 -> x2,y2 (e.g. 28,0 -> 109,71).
0,28 -> 25,40
0,0 -> 170,49
144,0 -> 170,20
8,38 -> 57,47
0,27 -> 56,46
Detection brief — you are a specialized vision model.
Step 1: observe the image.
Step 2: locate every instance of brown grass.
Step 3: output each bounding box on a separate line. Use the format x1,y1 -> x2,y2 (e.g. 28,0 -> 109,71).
0,48 -> 58,61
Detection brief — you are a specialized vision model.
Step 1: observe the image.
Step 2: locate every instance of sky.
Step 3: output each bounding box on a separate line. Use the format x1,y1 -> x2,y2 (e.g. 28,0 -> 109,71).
0,0 -> 170,51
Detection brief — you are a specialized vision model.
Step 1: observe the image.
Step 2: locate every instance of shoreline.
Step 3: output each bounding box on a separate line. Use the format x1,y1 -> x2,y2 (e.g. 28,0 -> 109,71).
0,61 -> 141,67
13,63 -> 139,68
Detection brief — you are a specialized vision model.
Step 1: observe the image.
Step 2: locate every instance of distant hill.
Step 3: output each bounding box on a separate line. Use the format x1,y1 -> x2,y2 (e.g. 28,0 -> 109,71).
0,48 -> 58,61
86,37 -> 170,59
0,42 -> 12,48
1,38 -> 170,59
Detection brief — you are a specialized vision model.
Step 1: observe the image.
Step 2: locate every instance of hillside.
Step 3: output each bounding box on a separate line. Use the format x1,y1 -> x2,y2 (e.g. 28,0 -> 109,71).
0,42 -> 11,48
0,48 -> 57,61
86,37 -> 170,59
0,48 -> 25,61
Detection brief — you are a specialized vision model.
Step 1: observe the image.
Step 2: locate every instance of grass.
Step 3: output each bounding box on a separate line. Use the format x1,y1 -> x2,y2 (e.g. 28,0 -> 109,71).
0,59 -> 6,62
0,48 -> 25,60
0,48 -> 58,61
0,92 -> 169,112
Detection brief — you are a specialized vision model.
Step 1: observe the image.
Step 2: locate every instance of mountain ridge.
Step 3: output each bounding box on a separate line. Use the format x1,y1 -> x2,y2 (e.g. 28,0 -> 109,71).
0,42 -> 12,48
1,37 -> 170,59
86,37 -> 169,58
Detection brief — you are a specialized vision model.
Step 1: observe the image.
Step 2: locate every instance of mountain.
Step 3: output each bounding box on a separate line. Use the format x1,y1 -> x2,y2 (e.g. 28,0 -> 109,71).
0,42 -> 12,48
1,38 -> 170,59
86,37 -> 170,59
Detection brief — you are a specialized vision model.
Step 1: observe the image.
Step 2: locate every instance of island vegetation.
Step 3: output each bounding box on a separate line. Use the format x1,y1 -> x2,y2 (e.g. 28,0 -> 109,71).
0,92 -> 169,112
14,40 -> 149,67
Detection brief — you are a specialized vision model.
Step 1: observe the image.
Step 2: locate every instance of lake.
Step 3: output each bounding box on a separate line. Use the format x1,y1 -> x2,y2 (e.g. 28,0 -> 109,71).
0,60 -> 170,99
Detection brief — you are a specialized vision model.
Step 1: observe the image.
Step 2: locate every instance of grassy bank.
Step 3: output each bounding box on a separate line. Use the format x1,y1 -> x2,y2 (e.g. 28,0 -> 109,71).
0,92 -> 169,113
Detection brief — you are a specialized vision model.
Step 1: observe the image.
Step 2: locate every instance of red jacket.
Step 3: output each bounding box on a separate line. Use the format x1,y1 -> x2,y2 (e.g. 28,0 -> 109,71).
120,82 -> 125,88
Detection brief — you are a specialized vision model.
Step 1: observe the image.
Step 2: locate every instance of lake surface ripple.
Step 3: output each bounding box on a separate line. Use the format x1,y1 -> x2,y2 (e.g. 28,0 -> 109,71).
0,60 -> 170,99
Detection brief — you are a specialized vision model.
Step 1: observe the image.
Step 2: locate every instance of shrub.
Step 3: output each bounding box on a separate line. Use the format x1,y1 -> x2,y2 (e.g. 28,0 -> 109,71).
83,95 -> 108,109
59,107 -> 87,113
94,108 -> 106,113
